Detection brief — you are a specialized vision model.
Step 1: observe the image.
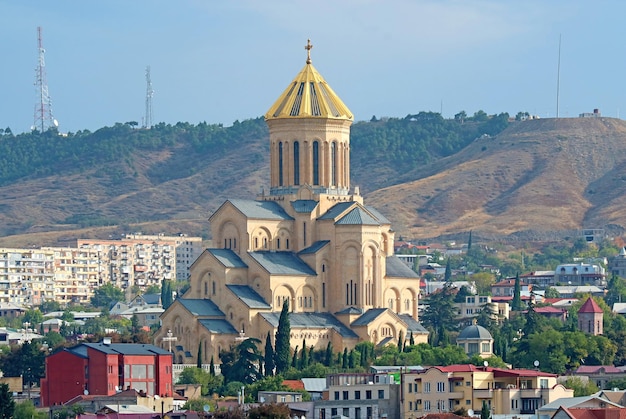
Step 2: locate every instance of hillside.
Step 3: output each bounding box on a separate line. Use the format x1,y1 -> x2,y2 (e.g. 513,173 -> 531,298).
367,117 -> 626,241
0,116 -> 625,247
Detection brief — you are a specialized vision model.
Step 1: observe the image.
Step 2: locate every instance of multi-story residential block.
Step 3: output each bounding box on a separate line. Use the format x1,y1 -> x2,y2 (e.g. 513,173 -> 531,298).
402,365 -> 573,418
314,372 -> 401,419
455,295 -> 509,325
490,278 -> 532,298
0,248 -> 55,306
554,263 -> 606,287
45,246 -> 105,306
77,233 -> 202,291
40,339 -> 173,407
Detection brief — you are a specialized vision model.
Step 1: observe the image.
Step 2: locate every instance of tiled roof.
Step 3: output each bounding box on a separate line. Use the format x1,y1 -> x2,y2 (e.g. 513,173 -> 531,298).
198,319 -> 239,334
178,299 -> 225,317
226,285 -> 271,309
260,312 -> 358,338
351,308 -> 387,326
579,297 -> 603,313
336,207 -> 380,225
282,380 -> 305,390
249,251 -> 316,275
207,249 -> 247,268
291,200 -> 318,213
386,256 -> 419,278
575,365 -> 623,374
228,199 -> 294,220
299,240 -> 330,255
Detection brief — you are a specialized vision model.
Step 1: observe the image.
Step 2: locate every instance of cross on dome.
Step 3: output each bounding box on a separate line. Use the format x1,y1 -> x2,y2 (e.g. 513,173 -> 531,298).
305,39 -> 313,64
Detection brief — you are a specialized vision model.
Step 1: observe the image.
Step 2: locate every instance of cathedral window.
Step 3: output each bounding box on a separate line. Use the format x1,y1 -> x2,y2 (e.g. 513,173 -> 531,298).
254,237 -> 259,248
286,239 -> 290,249
263,238 -> 268,249
313,141 -> 319,185
278,142 -> 284,186
405,299 -> 410,310
277,238 -> 280,249
388,299 -> 394,309
212,281 -> 216,295
204,282 -> 208,296
331,142 -> 337,186
299,297 -> 302,307
322,283 -> 326,308
293,141 -> 300,185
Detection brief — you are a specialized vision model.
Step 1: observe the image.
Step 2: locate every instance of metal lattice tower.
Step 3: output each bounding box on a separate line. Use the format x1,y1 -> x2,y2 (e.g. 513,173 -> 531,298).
144,66 -> 154,128
33,26 -> 57,132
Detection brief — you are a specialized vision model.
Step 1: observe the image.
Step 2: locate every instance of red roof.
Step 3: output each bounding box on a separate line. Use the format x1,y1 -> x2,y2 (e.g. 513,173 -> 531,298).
579,297 -> 603,313
575,365 -> 623,374
565,408 -> 626,419
282,379 -> 305,390
534,306 -> 566,314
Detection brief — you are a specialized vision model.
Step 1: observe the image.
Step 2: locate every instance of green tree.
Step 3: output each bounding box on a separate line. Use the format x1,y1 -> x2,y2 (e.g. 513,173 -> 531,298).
183,397 -> 216,412
325,342 -> 333,367
562,377 -> 599,396
220,338 -> 263,385
481,400 -> 491,419
300,339 -> 308,368
274,299 -> 291,374
177,367 -> 222,396
247,403 -> 291,419
162,280 -> 174,309
444,258 -> 452,281
0,383 -> 15,419
197,343 -> 202,368
14,400 -> 47,419
421,283 -> 458,345
467,230 -> 473,251
397,330 -> 404,353
23,308 -> 44,327
90,283 -> 124,309
512,273 -> 522,311
544,286 -> 560,299
342,348 -> 348,369
264,332 -> 275,376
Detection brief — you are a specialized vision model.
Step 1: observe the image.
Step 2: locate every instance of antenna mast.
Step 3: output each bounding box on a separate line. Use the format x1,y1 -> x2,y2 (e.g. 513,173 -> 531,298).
144,66 -> 154,128
33,26 -> 57,132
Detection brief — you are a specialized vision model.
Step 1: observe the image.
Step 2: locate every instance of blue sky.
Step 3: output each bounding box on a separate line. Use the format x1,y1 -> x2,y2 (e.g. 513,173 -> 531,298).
1,1 -> 625,134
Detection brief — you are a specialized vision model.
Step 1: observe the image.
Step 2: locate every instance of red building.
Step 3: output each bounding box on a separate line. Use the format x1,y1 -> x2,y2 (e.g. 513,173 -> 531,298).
40,339 -> 173,407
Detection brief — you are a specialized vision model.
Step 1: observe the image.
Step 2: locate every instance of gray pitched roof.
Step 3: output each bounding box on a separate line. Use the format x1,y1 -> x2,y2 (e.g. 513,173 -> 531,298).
398,314 -> 429,334
365,206 -> 391,224
249,251 -> 316,275
318,202 -> 355,220
385,256 -> 420,278
199,319 -> 239,334
351,308 -> 387,326
140,293 -> 161,305
291,200 -> 318,213
178,299 -> 225,317
261,312 -> 358,338
229,199 -> 294,220
335,307 -> 363,315
336,207 -> 380,226
299,240 -> 330,255
207,248 -> 247,268
226,285 -> 271,309
72,342 -> 171,356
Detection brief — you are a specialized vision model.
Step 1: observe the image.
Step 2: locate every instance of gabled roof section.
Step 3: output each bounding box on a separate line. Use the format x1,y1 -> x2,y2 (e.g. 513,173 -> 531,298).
386,256 -> 419,278
318,202 -> 356,221
291,200 -> 318,213
265,60 -> 353,121
178,299 -> 225,317
335,307 -> 363,315
220,199 -> 294,221
579,297 -> 603,313
198,319 -> 239,334
260,312 -> 358,338
207,248 -> 247,268
336,207 -> 380,226
365,206 -> 391,224
351,308 -> 387,326
249,251 -> 316,275
299,240 -> 330,255
398,314 -> 429,334
226,284 -> 271,309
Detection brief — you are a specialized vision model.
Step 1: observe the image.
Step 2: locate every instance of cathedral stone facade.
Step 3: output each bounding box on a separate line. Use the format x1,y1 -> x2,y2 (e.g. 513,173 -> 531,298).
155,42 -> 427,365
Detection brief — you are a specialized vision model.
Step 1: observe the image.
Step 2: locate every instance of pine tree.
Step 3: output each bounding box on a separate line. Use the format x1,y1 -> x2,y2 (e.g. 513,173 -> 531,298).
0,383 -> 15,419
264,332 -> 275,376
274,299 -> 291,374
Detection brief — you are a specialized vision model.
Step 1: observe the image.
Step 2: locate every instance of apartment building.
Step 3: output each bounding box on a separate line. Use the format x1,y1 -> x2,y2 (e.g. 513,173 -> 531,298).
0,248 -> 55,306
45,246 -> 105,306
455,295 -> 509,326
314,372 -> 401,419
402,365 -> 573,418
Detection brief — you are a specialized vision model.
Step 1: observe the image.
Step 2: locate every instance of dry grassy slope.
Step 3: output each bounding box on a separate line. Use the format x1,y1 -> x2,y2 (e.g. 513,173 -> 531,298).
365,117 -> 626,239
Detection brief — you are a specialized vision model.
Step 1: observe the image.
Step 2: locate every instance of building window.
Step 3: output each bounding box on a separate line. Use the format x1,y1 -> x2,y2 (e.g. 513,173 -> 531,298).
366,390 -> 372,400
343,408 -> 349,417
313,141 -> 319,185
408,384 -> 413,393
355,390 -> 360,400
378,389 -> 384,399
466,400 -> 471,405
331,408 -> 337,417
437,382 -> 445,392
425,400 -> 431,411
424,382 -> 431,393
277,238 -> 280,249
343,391 -> 348,400
334,391 -> 339,400
482,342 -> 491,353
293,141 -> 300,185
278,142 -> 283,186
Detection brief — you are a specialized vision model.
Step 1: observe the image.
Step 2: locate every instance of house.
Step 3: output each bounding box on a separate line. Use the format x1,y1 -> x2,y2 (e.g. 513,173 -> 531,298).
402,364 -> 574,418
537,394 -> 623,419
573,366 -> 626,390
552,406 -> 626,419
490,278 -> 532,298
520,271 -> 555,288
554,263 -> 606,287
533,306 -> 568,322
258,391 -> 303,403
314,372 -> 401,419
60,388 -> 174,415
611,248 -> 626,278
455,295 -> 509,325
40,339 -> 173,407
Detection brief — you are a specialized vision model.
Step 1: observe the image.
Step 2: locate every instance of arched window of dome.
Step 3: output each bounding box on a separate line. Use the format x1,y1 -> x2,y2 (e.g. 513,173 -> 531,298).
313,141 -> 320,185
278,142 -> 284,186
331,142 -> 337,186
294,141 -> 300,185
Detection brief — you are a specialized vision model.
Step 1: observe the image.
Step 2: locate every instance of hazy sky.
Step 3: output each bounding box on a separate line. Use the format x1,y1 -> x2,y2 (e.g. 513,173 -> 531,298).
1,1 -> 625,134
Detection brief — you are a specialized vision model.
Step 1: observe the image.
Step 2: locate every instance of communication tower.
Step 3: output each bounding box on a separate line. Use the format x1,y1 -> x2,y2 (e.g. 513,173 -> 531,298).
33,26 -> 58,132
144,66 -> 154,128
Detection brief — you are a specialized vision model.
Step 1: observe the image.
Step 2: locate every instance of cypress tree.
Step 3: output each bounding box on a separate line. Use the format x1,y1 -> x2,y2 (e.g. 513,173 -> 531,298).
274,299 -> 291,374
264,332 -> 275,376
481,400 -> 490,419
197,343 -> 202,368
210,356 -> 215,376
161,280 -> 173,309
512,273 -> 522,311
444,258 -> 452,282
409,331 -> 415,346
325,342 -> 333,367
468,230 -> 473,251
300,339 -> 308,368
397,330 -> 404,353
348,349 -> 356,369
291,346 -> 299,368
342,348 -> 348,369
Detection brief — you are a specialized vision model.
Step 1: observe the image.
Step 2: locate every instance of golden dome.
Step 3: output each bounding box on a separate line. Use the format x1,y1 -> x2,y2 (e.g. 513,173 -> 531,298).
265,40 -> 353,121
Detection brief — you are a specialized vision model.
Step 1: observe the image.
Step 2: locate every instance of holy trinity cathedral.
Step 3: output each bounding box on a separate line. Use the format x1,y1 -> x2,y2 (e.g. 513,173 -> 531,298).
155,41 -> 427,365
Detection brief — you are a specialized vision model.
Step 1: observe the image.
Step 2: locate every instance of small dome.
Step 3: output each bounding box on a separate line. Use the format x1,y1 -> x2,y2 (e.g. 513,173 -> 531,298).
458,324 -> 492,340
